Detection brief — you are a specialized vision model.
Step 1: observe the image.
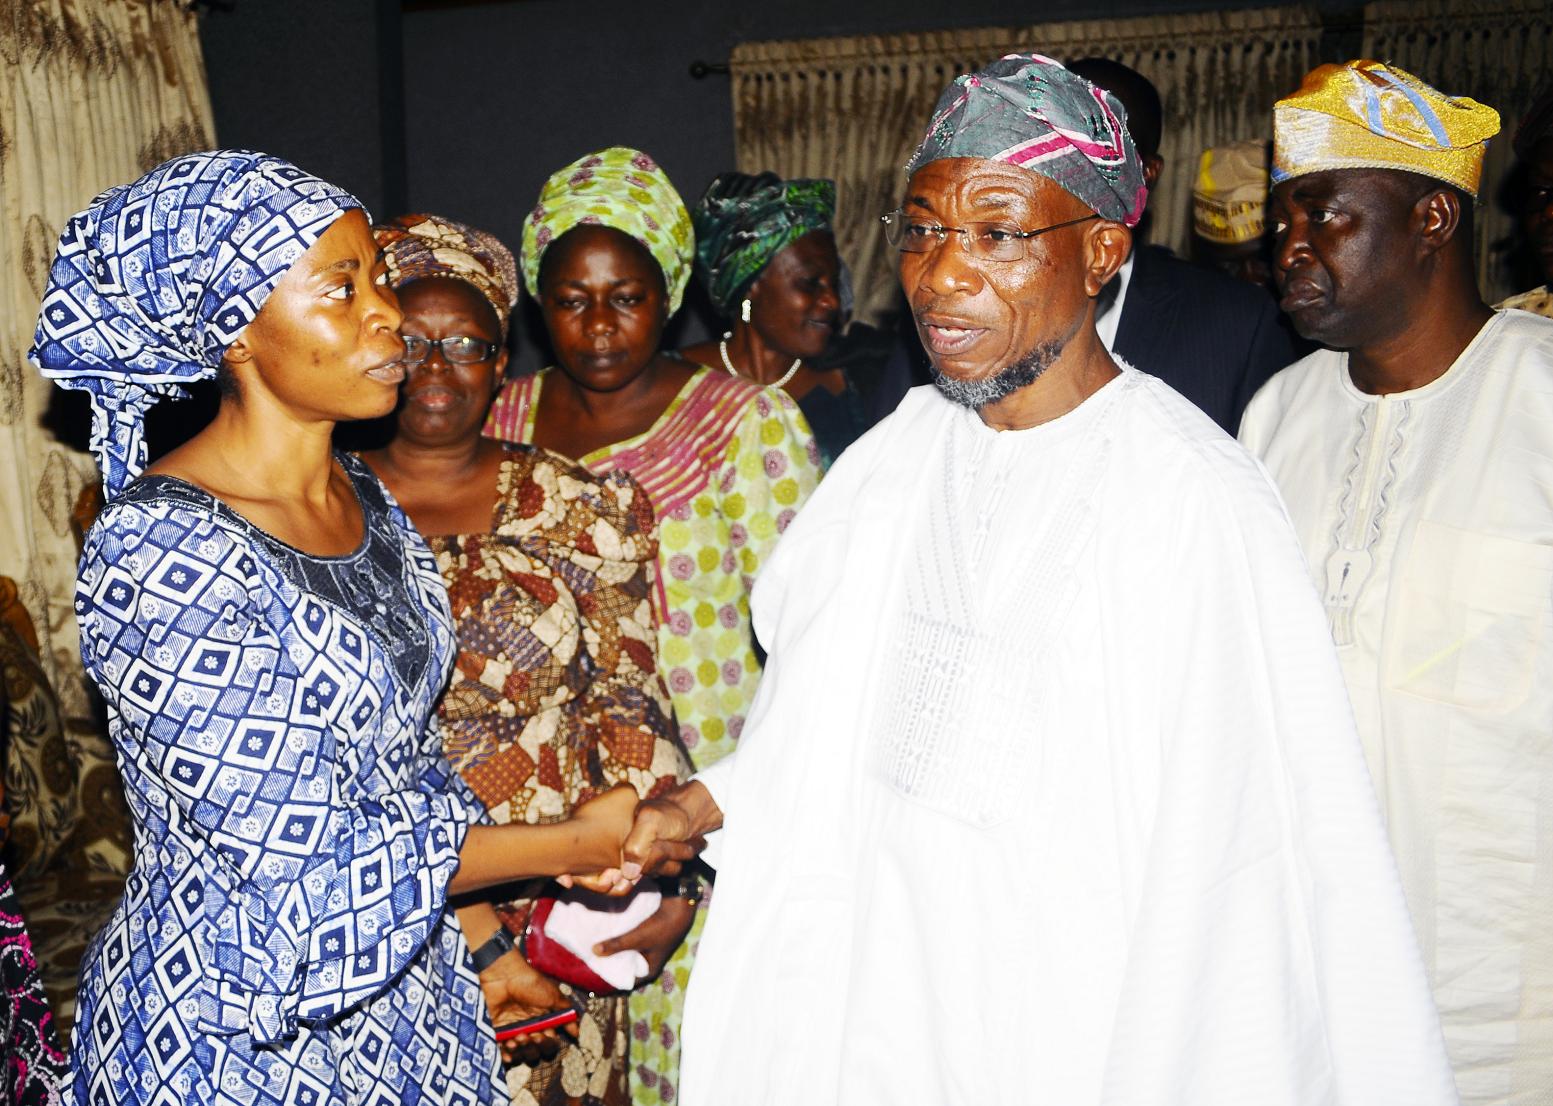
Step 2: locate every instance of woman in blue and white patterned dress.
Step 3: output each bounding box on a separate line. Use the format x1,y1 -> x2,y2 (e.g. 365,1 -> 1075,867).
30,152 -> 661,1106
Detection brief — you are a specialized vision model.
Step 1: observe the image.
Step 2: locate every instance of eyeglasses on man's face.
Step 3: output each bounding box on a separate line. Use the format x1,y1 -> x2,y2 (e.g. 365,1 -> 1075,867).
399,334 -> 500,365
880,210 -> 1100,262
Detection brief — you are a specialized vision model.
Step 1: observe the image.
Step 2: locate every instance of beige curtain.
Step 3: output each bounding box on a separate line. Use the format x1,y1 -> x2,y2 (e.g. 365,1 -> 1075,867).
731,8 -> 1322,325
1362,0 -> 1553,303
0,0 -> 214,725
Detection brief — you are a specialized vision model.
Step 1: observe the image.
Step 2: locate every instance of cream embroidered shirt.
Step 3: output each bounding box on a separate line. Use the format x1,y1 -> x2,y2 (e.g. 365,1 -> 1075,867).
1241,309 -> 1553,1105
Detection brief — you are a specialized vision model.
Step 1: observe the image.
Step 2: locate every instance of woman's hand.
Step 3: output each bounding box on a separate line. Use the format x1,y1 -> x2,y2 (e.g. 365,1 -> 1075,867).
454,785 -> 648,896
557,785 -> 641,894
480,948 -> 574,1066
593,894 -> 697,982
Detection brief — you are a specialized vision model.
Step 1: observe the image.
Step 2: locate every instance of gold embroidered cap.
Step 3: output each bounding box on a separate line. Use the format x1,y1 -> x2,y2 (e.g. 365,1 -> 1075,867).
1272,60 -> 1500,196
1192,140 -> 1270,245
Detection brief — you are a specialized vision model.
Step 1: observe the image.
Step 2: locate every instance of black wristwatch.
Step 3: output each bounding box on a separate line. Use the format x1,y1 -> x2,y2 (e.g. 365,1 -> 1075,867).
470,926 -> 516,973
658,871 -> 705,907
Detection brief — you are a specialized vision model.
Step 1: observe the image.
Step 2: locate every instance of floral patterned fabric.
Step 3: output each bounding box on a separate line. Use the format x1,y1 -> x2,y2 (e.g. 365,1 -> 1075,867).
0,578 -> 77,883
1499,285 -> 1553,319
429,446 -> 691,1106
1,858 -> 68,1106
1,572 -> 128,1050
485,365 -> 822,1106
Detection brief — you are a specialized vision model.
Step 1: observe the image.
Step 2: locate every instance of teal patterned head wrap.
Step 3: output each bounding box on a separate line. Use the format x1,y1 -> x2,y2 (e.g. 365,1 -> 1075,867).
692,172 -> 836,317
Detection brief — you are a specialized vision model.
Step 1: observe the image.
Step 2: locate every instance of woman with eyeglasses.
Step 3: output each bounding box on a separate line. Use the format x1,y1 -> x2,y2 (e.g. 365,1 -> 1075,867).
363,214 -> 693,1106
483,148 -> 822,1106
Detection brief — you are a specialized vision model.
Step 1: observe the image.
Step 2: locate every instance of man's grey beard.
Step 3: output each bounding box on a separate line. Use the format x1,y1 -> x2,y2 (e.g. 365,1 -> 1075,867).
930,335 -> 1069,410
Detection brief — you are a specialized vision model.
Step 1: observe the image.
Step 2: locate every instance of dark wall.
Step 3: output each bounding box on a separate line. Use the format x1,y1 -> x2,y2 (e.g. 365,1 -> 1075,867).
199,0 -> 393,216
399,0 -> 1317,255
200,0 -> 1357,371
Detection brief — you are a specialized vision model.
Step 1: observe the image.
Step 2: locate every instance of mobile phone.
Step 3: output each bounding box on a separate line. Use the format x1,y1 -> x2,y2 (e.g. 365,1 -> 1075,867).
493,1007 -> 581,1041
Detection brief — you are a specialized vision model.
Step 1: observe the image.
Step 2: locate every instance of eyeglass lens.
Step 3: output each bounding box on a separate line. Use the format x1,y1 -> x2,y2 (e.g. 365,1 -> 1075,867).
401,335 -> 496,364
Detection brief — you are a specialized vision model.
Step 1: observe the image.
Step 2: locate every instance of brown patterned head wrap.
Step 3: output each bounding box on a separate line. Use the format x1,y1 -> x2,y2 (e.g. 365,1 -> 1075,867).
374,213 -> 519,337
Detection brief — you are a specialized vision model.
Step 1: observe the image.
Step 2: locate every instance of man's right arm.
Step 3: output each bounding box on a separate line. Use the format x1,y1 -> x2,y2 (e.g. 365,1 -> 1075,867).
624,779 -> 725,876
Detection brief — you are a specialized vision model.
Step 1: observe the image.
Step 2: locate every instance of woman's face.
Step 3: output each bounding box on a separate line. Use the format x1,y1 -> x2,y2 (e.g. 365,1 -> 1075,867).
746,229 -> 842,360
393,277 -> 507,448
539,225 -> 669,392
225,209 -> 406,421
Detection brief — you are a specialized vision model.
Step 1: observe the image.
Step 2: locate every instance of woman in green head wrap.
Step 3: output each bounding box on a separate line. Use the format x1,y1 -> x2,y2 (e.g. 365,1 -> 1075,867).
681,172 -> 877,467
484,148 -> 823,1106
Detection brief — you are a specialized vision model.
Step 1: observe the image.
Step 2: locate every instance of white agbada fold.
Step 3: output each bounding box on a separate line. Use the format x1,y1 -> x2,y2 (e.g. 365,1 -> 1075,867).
1240,309 -> 1553,1105
685,368 -> 1456,1106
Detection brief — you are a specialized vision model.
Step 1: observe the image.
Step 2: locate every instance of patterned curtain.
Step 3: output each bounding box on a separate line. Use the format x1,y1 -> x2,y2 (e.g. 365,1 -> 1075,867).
0,0 -> 214,727
730,8 -> 1323,325
1362,0 -> 1553,303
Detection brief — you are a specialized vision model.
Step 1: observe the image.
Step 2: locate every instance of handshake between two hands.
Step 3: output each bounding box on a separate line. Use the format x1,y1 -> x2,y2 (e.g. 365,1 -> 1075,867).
477,781 -> 723,1060
560,780 -> 720,895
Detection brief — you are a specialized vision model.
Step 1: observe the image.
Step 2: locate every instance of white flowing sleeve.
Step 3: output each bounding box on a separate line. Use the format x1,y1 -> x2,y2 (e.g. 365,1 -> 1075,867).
1099,440 -> 1458,1106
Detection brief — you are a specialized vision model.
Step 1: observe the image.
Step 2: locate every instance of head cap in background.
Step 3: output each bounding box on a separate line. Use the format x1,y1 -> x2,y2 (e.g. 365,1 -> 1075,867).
1193,140 -> 1271,245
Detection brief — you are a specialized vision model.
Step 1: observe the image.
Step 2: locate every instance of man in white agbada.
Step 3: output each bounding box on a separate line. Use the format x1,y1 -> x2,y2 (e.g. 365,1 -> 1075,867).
623,54 -> 1457,1105
1240,59 -> 1553,1105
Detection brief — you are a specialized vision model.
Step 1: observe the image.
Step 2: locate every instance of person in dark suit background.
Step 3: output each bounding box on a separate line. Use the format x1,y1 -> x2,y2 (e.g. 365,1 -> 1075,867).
1068,58 -> 1300,433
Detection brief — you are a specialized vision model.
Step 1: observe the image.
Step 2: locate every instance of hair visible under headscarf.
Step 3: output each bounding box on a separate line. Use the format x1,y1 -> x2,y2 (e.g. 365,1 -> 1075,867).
30,150 -> 362,499
375,213 -> 519,338
521,147 -> 694,314
692,172 -> 836,318
906,53 -> 1148,228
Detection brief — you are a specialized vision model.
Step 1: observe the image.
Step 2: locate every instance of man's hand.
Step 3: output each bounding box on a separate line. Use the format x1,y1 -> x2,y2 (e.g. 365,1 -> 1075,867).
592,894 -> 696,981
622,780 -> 723,877
479,948 -> 574,1066
622,798 -> 699,877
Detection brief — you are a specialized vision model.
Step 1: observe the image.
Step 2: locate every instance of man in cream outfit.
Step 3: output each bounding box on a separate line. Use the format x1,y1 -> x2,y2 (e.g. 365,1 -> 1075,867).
1241,59 -> 1553,1105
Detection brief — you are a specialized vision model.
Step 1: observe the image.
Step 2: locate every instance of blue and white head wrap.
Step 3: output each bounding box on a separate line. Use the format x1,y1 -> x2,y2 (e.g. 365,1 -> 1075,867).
29,150 -> 363,498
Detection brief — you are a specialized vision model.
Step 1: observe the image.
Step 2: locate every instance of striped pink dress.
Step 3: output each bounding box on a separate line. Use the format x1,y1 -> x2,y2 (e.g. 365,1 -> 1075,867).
486,365 -> 821,766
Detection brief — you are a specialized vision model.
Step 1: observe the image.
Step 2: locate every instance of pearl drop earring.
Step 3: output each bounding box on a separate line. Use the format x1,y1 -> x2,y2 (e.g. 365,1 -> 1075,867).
740,298 -> 752,323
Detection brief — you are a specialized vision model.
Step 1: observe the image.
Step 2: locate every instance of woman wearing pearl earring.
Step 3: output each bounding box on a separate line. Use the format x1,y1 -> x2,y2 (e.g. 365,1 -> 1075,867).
682,173 -> 868,468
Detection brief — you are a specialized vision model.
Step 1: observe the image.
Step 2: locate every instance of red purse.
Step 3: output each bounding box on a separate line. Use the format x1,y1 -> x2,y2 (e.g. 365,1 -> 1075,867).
521,896 -> 617,993
520,889 -> 663,994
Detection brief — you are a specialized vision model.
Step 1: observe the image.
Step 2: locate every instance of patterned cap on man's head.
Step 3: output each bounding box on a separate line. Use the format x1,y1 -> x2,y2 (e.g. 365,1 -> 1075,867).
906,53 -> 1149,227
375,213 -> 519,338
521,147 -> 694,314
1272,60 -> 1500,196
693,172 -> 836,317
1193,141 -> 1271,245
30,150 -> 362,499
